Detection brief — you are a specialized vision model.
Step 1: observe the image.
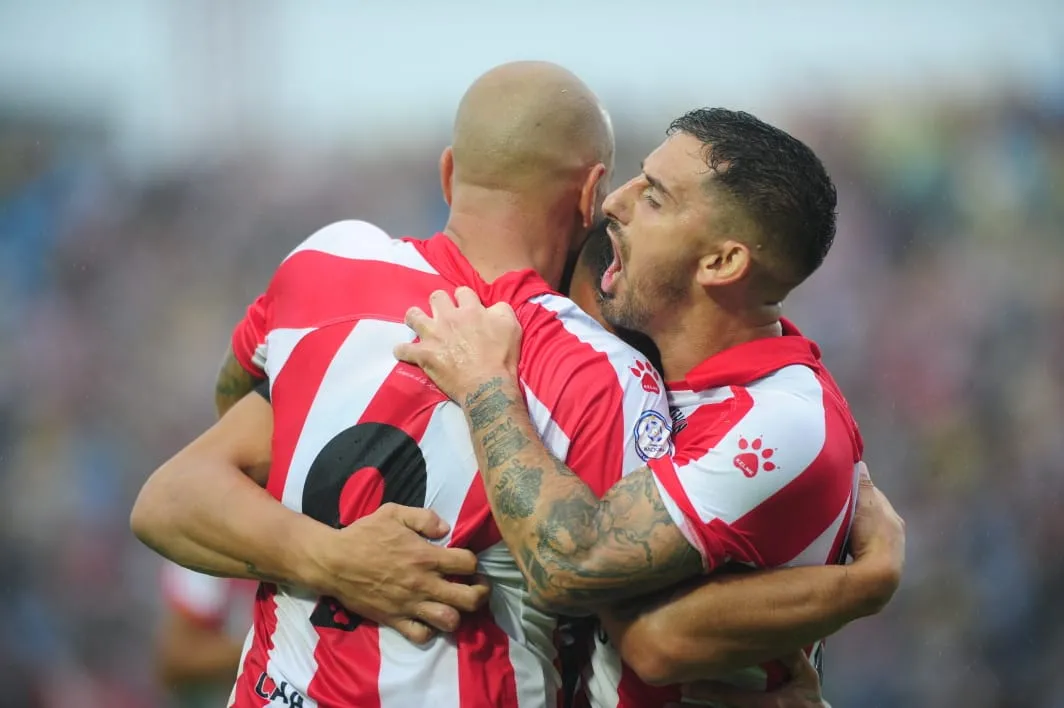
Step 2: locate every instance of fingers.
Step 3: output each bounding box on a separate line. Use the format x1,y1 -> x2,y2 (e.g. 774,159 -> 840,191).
392,619 -> 438,645
432,546 -> 480,576
857,460 -> 872,487
428,289 -> 456,319
385,504 -> 451,539
423,575 -> 491,613
780,651 -> 820,686
414,601 -> 462,633
454,286 -> 482,308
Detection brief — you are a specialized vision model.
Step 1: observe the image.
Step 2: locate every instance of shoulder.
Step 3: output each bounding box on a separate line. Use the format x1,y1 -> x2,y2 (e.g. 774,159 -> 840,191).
281,220 -> 434,272
677,365 -> 833,479
519,294 -> 664,395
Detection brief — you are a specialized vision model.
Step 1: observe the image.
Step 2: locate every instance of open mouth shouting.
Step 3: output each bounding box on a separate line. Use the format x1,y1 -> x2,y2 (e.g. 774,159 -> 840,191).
600,220 -> 625,296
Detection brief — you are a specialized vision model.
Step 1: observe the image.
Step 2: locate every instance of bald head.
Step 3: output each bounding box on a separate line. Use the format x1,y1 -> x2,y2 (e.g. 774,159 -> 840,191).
451,61 -> 614,192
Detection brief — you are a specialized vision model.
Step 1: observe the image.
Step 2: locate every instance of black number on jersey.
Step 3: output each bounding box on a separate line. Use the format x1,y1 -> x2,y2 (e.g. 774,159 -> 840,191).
303,423 -> 428,632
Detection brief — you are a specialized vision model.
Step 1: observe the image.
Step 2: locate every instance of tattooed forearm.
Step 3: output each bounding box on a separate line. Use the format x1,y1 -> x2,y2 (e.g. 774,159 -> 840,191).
466,377 -> 511,431
482,419 -> 531,468
493,460 -> 543,519
459,376 -> 702,613
215,348 -> 262,417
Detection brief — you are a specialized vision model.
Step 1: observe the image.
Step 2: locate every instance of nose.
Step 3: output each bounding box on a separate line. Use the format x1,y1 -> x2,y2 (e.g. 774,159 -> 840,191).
603,177 -> 637,224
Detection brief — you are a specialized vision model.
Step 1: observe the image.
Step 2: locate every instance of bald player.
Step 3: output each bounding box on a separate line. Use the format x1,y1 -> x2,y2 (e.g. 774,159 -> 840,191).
133,63 -> 898,707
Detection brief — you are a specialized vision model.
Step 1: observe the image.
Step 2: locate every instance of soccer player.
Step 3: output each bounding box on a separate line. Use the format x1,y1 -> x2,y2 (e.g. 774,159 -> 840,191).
157,563 -> 255,707
131,66 -> 902,706
396,108 -> 895,707
135,60 -> 669,707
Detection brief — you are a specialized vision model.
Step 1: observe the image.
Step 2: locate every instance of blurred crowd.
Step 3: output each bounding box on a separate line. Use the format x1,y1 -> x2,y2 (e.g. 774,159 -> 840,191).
0,85 -> 1061,707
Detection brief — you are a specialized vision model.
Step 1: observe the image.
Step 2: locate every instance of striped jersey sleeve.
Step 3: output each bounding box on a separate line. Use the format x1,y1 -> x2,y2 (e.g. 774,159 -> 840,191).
648,365 -> 858,572
232,291 -> 269,377
516,294 -> 672,498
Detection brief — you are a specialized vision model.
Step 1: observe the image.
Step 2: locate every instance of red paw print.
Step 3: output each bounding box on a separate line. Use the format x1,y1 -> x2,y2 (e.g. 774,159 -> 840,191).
733,436 -> 776,478
630,360 -> 661,395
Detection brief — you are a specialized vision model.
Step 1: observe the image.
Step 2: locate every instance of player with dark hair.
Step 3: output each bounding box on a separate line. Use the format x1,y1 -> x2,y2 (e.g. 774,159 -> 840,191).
398,107 -> 897,707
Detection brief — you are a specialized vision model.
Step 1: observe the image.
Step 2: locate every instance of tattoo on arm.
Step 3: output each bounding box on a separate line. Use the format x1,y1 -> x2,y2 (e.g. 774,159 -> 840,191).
180,562 -> 286,585
244,562 -> 287,585
215,349 -> 262,417
463,378 -> 702,613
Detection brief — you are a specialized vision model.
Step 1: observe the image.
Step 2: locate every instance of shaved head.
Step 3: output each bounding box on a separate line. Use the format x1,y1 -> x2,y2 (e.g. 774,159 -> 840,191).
451,61 -> 614,191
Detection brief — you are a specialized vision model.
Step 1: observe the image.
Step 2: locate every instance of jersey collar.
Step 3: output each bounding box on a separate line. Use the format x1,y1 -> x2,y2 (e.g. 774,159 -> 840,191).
674,318 -> 823,392
407,233 -> 557,306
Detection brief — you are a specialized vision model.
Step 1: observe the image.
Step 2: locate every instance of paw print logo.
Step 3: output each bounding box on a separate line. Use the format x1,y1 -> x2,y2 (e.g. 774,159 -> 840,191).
630,360 -> 661,395
733,436 -> 776,478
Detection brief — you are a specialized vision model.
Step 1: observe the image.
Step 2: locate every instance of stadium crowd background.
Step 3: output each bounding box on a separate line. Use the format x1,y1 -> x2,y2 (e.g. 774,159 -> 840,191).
1,2 -> 1062,706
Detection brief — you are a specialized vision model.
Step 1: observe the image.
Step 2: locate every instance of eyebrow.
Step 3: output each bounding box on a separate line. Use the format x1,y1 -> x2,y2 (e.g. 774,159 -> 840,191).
640,161 -> 675,201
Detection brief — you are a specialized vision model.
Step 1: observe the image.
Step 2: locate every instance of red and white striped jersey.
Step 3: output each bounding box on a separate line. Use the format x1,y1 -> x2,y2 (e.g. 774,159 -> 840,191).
226,221 -> 671,708
584,321 -> 863,708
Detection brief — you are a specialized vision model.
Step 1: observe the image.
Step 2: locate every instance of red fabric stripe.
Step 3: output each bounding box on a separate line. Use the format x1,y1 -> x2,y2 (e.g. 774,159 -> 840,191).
518,303 -> 626,498
271,250 -> 445,328
231,293 -> 269,377
455,607 -> 520,708
668,391 -> 750,467
231,584 -> 280,708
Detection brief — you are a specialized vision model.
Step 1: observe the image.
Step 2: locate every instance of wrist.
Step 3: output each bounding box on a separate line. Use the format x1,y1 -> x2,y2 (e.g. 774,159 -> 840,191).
285,518 -> 343,595
458,370 -> 520,409
845,553 -> 901,617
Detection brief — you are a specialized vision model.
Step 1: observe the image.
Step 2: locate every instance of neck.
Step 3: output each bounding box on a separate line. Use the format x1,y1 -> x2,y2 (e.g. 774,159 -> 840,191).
444,186 -> 574,289
654,296 -> 783,382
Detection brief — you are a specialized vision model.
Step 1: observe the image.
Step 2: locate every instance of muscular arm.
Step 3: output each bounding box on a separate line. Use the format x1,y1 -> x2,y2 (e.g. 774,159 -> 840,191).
214,346 -> 264,417
598,559 -> 897,685
460,377 -> 702,614
131,393 -> 333,587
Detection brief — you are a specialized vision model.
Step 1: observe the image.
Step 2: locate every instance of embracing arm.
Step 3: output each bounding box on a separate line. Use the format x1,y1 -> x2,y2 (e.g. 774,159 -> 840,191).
600,559 -> 896,684
214,345 -> 264,417
459,377 -> 702,614
131,388 -> 490,641
131,393 -> 332,585
599,463 -> 906,684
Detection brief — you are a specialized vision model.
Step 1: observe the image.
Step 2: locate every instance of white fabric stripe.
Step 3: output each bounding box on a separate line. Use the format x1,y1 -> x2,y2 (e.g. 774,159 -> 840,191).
651,471 -> 711,568
280,319 -> 413,513
378,629 -> 461,707
668,385 -> 735,410
265,590 -> 320,708
262,327 -> 315,384
509,632 -> 557,708
284,219 -> 437,274
377,402 -> 476,708
478,541 -> 560,708
584,631 -> 623,708
416,400 -> 480,547
522,383 -> 572,461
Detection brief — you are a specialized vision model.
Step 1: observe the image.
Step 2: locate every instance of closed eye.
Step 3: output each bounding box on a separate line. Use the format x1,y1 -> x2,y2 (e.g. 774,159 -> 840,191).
642,189 -> 661,210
